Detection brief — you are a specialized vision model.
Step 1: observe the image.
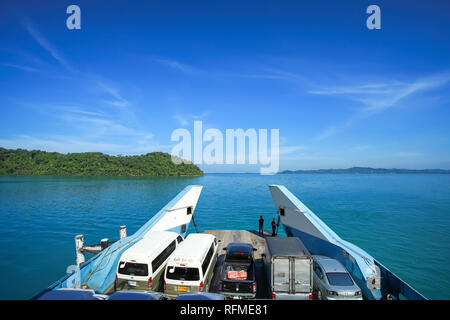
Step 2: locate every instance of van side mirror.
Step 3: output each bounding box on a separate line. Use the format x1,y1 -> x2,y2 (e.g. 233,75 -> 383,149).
223,248 -> 227,251
252,248 -> 257,251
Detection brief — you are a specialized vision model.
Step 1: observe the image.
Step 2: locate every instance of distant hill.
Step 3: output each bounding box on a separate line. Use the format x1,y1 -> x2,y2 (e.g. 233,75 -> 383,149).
0,147 -> 204,176
281,167 -> 450,174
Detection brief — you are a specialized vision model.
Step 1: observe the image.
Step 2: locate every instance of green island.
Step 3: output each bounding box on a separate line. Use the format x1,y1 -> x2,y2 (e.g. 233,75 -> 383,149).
0,147 -> 204,176
281,167 -> 450,174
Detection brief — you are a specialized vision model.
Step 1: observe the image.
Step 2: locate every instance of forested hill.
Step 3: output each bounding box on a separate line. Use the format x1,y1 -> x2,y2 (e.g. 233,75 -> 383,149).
0,148 -> 204,176
281,167 -> 450,174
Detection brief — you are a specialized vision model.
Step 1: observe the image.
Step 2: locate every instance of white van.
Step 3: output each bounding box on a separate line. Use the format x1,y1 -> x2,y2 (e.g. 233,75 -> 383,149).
164,233 -> 218,299
115,231 -> 183,292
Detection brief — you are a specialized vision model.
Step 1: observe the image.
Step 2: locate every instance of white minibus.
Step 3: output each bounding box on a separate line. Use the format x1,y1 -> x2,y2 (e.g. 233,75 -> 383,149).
164,233 -> 218,299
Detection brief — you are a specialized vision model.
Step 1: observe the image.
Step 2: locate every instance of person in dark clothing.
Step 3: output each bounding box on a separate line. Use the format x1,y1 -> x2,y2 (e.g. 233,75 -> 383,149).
271,218 -> 277,237
258,216 -> 264,235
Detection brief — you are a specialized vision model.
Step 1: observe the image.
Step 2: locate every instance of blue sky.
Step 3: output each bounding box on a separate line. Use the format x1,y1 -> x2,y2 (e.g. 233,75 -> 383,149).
0,0 -> 449,172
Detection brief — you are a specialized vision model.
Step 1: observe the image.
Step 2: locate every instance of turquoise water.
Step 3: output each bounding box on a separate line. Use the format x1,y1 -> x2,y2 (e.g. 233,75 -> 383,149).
0,174 -> 449,300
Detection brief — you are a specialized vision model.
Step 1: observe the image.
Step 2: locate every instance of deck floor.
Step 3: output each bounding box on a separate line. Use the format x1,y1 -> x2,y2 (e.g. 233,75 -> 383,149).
203,229 -> 273,299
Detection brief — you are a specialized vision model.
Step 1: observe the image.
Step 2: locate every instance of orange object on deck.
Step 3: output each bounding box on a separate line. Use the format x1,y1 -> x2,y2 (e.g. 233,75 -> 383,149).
227,270 -> 247,280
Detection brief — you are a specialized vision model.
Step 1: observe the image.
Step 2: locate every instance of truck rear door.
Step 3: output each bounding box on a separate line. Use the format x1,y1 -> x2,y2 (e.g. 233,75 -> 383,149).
273,257 -> 290,293
273,257 -> 312,294
293,258 -> 312,293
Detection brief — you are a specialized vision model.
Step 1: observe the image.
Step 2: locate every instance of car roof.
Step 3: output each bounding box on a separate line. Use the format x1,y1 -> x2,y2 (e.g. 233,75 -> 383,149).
108,291 -> 163,300
169,233 -> 215,261
121,231 -> 178,260
37,288 -> 97,300
313,255 -> 347,273
265,237 -> 310,257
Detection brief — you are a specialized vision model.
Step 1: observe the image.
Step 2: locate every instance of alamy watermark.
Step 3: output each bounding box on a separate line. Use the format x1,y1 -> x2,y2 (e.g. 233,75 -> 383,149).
65,4 -> 380,31
66,5 -> 81,30
366,5 -> 381,30
170,121 -> 279,175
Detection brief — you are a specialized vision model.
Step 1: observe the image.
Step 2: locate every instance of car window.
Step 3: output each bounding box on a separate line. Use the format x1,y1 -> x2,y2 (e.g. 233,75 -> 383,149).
226,252 -> 251,262
166,267 -> 200,281
118,262 -> 148,277
326,272 -> 354,286
202,244 -> 214,275
313,262 -> 324,280
226,246 -> 253,262
152,240 -> 176,272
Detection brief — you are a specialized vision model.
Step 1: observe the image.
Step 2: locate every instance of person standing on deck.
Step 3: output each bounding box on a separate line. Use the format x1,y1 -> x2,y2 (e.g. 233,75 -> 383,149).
271,218 -> 277,237
258,216 -> 264,235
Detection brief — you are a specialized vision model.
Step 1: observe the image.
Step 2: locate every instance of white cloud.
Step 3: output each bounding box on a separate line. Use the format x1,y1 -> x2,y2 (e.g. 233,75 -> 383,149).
96,80 -> 130,109
311,72 -> 450,140
310,73 -> 450,112
315,126 -> 338,141
279,145 -> 306,155
0,62 -> 39,73
0,135 -> 121,154
22,21 -> 75,73
173,114 -> 189,126
153,57 -> 197,74
0,134 -> 170,155
55,106 -> 153,141
173,112 -> 210,126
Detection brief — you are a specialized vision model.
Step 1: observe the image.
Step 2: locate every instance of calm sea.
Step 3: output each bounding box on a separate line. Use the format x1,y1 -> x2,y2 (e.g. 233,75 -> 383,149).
0,173 -> 449,299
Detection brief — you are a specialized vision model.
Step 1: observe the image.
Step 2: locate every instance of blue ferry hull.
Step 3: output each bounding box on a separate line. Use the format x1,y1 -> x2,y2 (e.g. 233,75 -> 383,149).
33,185 -> 203,298
269,185 -> 426,300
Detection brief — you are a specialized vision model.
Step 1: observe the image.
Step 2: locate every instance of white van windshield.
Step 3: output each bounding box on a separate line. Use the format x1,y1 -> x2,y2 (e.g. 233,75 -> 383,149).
166,267 -> 200,281
118,262 -> 148,277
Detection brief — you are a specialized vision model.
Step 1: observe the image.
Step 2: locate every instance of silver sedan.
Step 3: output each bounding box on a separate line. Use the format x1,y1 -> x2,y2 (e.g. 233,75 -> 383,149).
312,255 -> 363,300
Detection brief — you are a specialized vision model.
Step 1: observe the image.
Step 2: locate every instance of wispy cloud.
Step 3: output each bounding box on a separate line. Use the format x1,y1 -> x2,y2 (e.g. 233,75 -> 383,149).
0,134 -> 169,155
54,106 -> 153,141
96,80 -> 130,108
312,72 -> 450,140
237,67 -> 309,84
0,62 -> 39,73
152,57 -> 197,74
0,135 -> 122,154
22,21 -> 75,73
173,114 -> 189,126
279,145 -> 306,155
362,74 -> 450,112
310,73 -> 450,112
56,106 -> 105,117
173,112 -> 210,126
16,100 -> 156,154
315,126 -> 338,141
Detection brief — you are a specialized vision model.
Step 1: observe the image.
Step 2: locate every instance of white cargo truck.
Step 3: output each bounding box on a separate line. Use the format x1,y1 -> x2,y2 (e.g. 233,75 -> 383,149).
262,237 -> 313,300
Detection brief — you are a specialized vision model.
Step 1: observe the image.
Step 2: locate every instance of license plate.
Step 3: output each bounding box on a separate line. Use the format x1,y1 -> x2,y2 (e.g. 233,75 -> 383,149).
128,281 -> 137,286
177,286 -> 188,292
